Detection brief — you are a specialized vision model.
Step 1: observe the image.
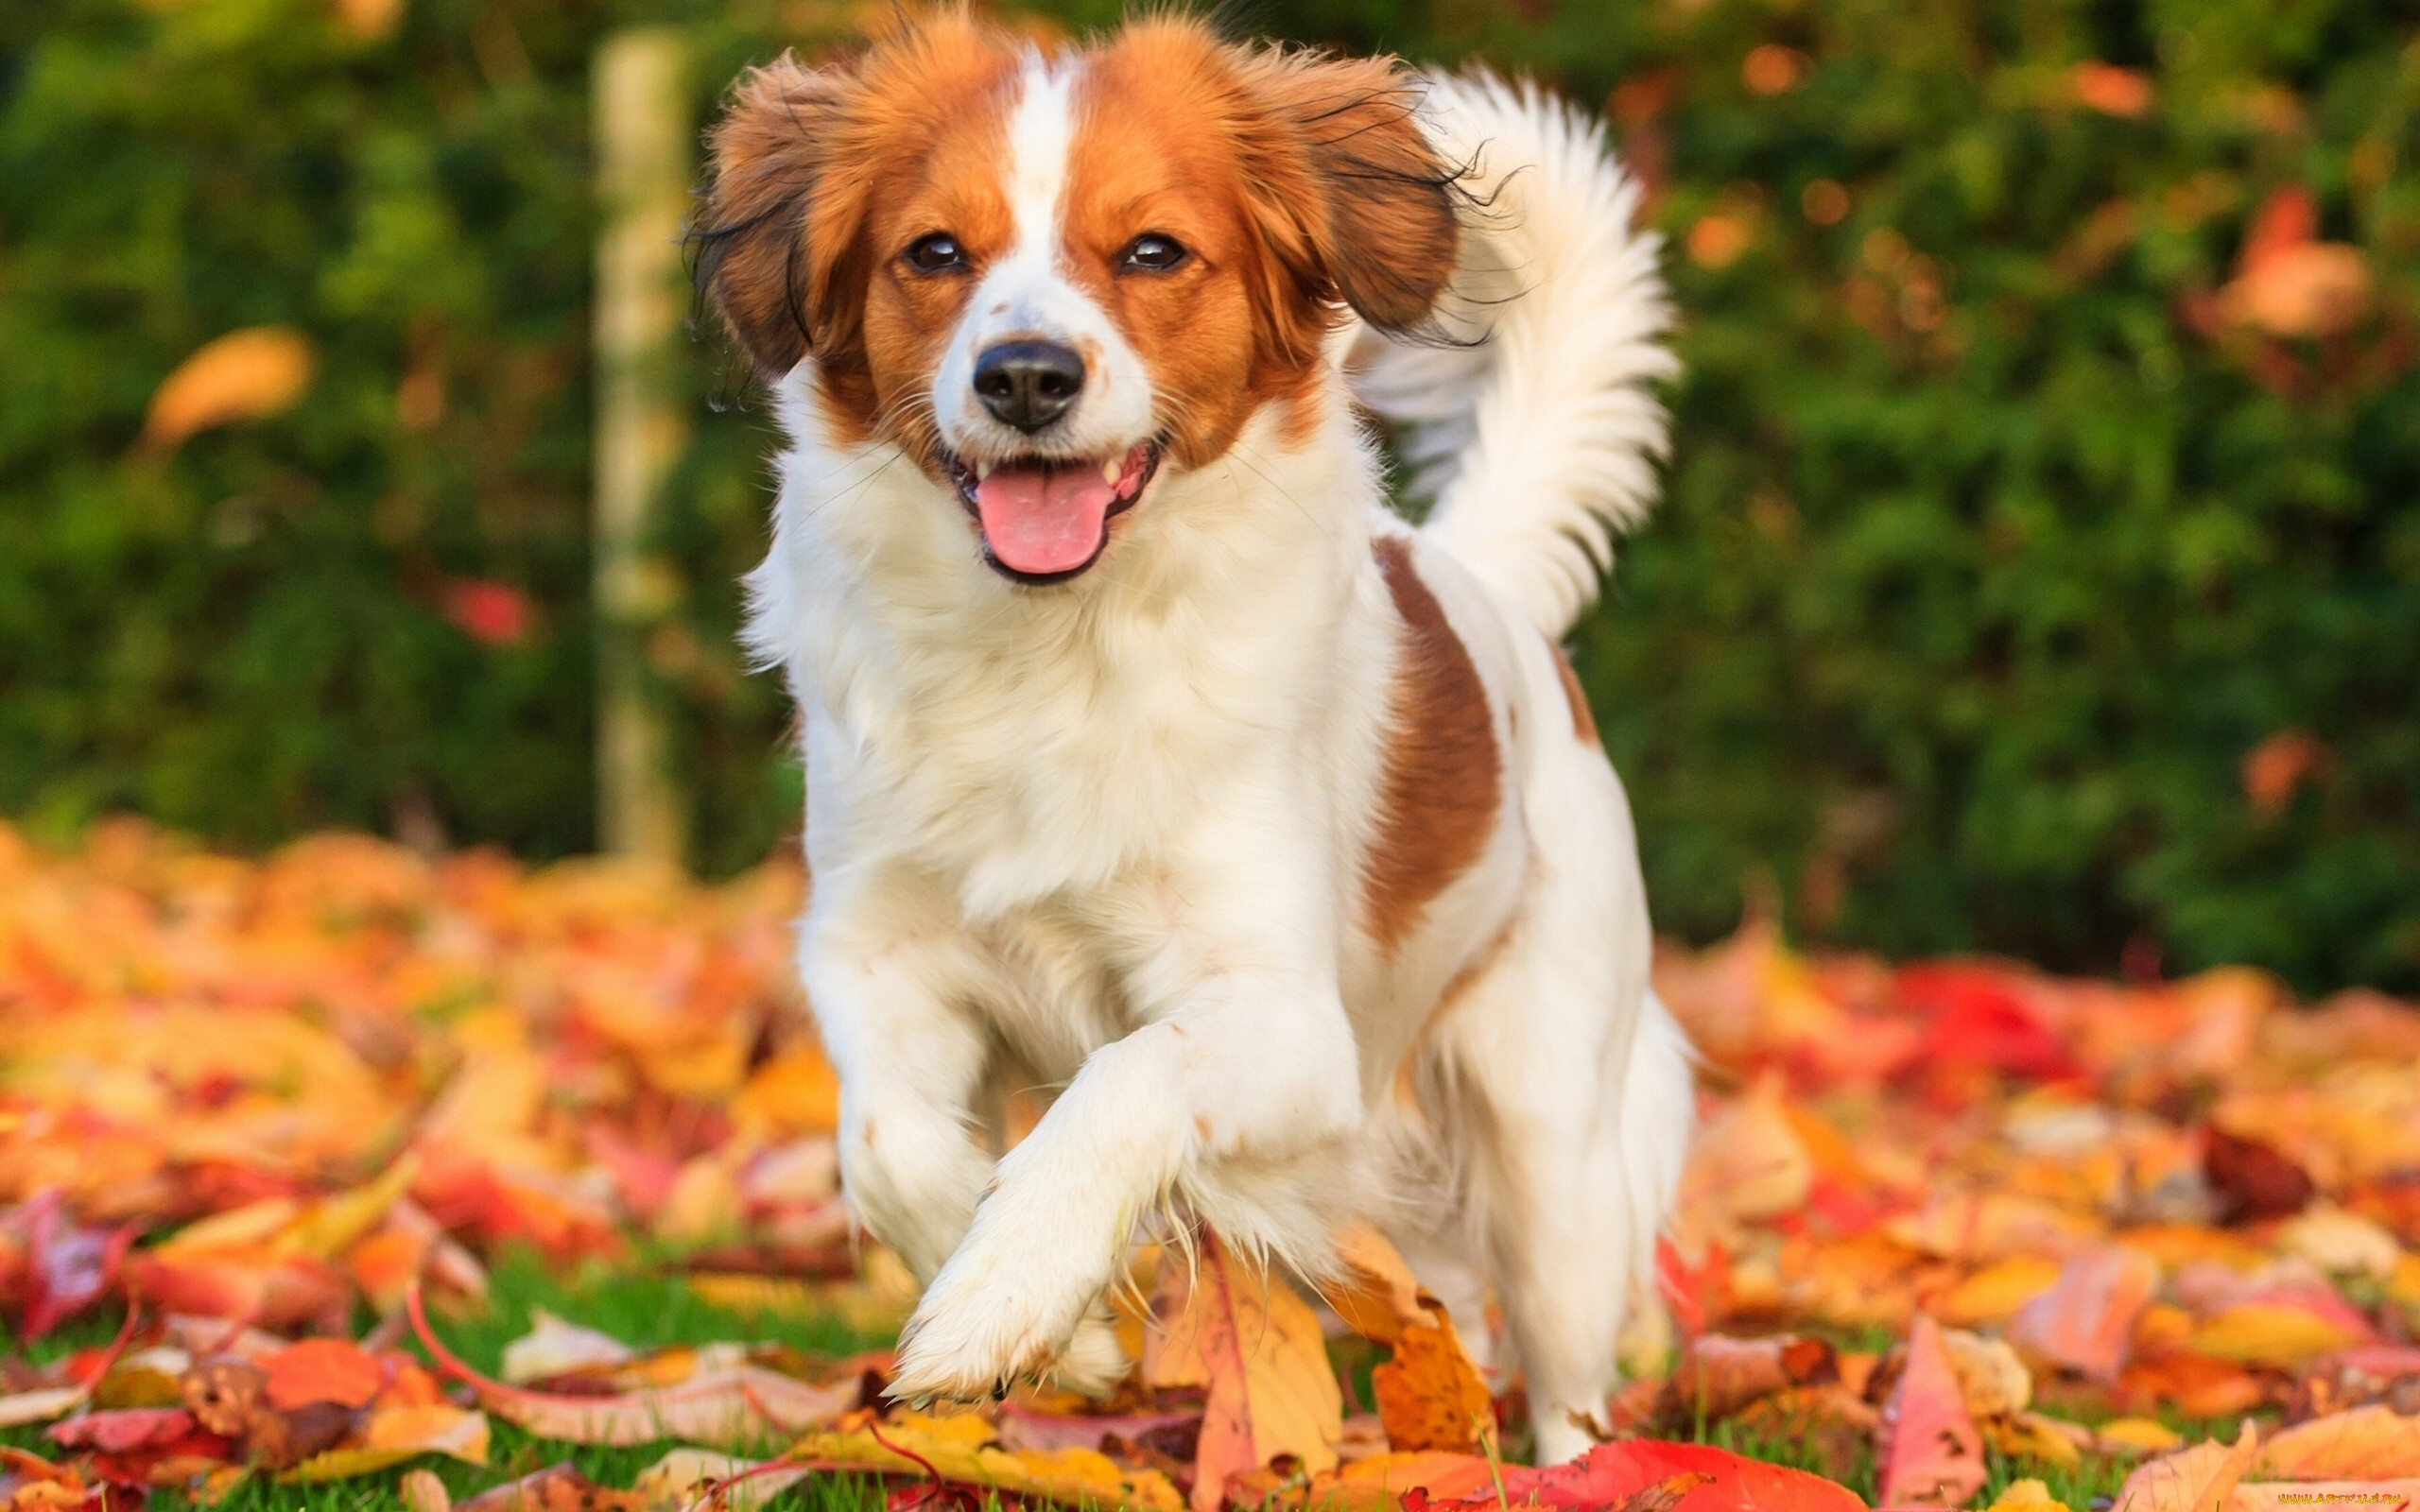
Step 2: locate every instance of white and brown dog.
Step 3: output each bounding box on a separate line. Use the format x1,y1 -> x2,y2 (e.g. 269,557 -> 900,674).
697,11 -> 1690,1462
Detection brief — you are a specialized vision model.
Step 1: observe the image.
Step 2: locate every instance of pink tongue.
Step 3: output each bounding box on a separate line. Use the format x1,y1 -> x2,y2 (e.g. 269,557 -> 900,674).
973,463 -> 1118,576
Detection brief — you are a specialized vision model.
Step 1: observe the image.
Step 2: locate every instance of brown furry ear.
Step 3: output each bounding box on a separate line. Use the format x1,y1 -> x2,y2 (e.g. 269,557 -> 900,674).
1238,51 -> 1462,343
693,53 -> 872,380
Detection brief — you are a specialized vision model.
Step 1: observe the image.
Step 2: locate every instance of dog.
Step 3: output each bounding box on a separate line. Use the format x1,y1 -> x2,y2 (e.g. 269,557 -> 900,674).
696,10 -> 1692,1464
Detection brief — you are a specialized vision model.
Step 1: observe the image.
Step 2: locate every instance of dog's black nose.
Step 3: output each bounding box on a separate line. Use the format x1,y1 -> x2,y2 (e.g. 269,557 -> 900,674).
973,340 -> 1085,433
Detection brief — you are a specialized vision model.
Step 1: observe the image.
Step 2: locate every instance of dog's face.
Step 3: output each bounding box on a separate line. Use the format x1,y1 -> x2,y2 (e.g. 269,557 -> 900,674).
699,15 -> 1460,583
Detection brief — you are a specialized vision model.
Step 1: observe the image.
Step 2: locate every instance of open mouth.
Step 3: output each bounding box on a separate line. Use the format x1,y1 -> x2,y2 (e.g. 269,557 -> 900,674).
948,442 -> 1162,585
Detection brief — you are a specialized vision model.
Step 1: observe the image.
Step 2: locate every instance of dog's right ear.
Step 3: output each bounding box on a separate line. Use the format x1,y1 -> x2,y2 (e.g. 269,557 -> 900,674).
695,54 -> 871,381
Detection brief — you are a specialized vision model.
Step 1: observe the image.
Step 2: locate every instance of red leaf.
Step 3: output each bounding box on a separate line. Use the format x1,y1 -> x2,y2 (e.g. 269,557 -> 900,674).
46,1410 -> 197,1453
15,1194 -> 138,1341
441,578 -> 535,645
2240,187 -> 2320,276
1460,1441 -> 1865,1512
1658,1237 -> 1730,1338
1876,1315 -> 1986,1507
1896,965 -> 2082,1082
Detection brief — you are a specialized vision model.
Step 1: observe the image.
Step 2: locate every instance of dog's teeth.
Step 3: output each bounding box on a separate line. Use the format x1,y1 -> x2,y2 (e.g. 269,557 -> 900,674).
1102,457 -> 1121,485
976,460 -> 993,482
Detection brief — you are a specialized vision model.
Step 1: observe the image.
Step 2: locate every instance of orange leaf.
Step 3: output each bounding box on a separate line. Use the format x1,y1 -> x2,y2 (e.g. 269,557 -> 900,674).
2116,1351 -> 2264,1419
137,327 -> 316,454
2110,1421 -> 2259,1512
2256,1404 -> 2420,1479
2072,62 -> 2153,116
2220,246 -> 2375,338
2240,186 -> 2320,273
2242,731 -> 2330,816
1876,1314 -> 1987,1507
1329,1451 -> 1498,1502
265,1339 -> 385,1411
1323,1223 -> 1435,1346
1371,1312 -> 1494,1455
1667,1334 -> 1838,1422
1151,1232 -> 1341,1512
1683,1072 -> 1812,1228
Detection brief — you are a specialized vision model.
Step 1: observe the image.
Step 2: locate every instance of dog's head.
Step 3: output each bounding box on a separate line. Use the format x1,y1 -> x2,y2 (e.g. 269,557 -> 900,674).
696,12 -> 1461,584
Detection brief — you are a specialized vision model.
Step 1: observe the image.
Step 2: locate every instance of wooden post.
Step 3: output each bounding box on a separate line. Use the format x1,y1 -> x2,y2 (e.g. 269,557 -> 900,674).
593,27 -> 690,868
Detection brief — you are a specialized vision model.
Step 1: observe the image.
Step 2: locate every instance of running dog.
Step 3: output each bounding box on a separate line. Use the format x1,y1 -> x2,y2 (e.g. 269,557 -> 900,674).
697,11 -> 1689,1462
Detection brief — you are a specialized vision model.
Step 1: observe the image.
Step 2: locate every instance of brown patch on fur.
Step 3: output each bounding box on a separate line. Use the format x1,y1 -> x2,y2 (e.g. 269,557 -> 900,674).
698,13 -> 1021,452
1550,644 -> 1599,744
1362,537 -> 1501,954
1064,21 -> 1460,469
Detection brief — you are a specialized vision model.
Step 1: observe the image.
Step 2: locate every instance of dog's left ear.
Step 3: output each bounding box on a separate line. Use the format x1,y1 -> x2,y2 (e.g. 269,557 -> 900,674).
1238,50 -> 1461,352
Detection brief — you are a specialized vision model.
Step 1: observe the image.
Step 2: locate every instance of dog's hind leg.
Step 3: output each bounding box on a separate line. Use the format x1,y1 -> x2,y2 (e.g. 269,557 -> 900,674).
1423,752 -> 1693,1466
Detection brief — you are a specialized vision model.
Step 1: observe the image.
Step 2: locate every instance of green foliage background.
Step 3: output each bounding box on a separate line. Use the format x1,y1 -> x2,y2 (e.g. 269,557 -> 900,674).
3,0 -> 2415,989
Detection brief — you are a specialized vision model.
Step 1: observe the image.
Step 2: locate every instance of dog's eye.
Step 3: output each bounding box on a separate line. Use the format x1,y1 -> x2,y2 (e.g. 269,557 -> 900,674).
905,233 -> 967,273
1120,233 -> 1189,273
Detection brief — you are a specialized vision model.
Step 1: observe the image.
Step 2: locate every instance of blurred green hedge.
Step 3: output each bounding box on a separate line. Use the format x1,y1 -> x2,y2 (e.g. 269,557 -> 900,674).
3,0 -> 2415,989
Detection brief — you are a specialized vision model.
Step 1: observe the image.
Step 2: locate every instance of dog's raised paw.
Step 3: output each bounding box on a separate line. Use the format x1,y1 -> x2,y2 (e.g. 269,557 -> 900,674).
1043,1307 -> 1129,1398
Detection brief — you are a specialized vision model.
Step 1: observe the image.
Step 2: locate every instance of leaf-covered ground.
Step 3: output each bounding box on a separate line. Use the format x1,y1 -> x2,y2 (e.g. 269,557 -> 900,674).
3,820 -> 2418,1512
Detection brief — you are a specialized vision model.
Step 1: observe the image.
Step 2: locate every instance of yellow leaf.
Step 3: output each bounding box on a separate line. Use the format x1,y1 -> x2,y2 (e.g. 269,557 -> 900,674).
2190,1302 -> 2360,1366
2111,1421 -> 2258,1512
1986,1479 -> 2071,1512
279,1152 -> 421,1261
1151,1232 -> 1342,1512
788,1413 -> 1184,1512
1983,1413 -> 2084,1470
139,327 -> 316,454
2098,1418 -> 2184,1455
733,1049 -> 841,1136
1941,1256 -> 2064,1326
157,1197 -> 302,1256
690,1249 -> 917,1336
282,1405 -> 490,1481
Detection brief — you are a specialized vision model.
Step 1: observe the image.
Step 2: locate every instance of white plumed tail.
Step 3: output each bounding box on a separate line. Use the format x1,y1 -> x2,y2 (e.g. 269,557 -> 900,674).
1349,73 -> 1677,640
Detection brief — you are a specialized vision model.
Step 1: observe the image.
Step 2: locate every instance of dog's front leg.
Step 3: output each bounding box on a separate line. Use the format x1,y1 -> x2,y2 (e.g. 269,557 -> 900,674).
804,878 -> 998,1286
888,959 -> 1361,1402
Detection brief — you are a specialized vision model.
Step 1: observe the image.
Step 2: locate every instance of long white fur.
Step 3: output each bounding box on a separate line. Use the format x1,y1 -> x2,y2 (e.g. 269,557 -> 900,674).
1351,74 -> 1679,639
743,58 -> 1689,1468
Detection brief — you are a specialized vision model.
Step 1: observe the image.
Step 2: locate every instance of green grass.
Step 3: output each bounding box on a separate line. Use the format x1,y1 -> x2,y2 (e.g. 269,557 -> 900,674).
4,1252 -> 900,1512
7,1265 -> 2179,1510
